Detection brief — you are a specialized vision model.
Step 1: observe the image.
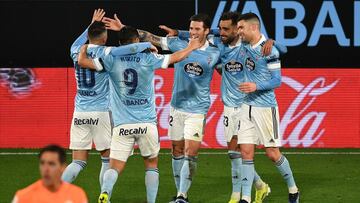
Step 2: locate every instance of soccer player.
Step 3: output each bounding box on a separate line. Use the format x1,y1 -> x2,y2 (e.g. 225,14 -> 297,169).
63,9 -> 157,189
12,145 -> 88,203
236,13 -> 299,203
78,25 -> 201,203
159,11 -> 287,203
130,14 -> 221,203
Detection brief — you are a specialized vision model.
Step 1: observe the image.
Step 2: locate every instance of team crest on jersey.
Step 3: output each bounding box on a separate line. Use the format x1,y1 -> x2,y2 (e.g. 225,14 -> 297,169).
184,62 -> 204,77
245,57 -> 256,71
225,60 -> 243,74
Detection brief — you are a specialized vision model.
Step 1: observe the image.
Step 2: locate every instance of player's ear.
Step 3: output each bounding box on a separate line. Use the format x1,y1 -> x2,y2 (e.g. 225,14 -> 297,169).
204,27 -> 210,36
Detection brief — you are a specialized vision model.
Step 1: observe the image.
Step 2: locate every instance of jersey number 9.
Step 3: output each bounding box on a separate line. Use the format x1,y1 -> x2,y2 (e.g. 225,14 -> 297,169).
124,68 -> 138,95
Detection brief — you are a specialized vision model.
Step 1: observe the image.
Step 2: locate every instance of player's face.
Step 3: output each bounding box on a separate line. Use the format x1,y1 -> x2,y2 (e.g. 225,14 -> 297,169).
219,19 -> 238,44
39,152 -> 64,186
189,21 -> 209,43
237,20 -> 252,43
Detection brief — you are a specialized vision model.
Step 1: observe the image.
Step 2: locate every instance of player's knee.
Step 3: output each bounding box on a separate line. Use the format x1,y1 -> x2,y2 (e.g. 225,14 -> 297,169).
266,148 -> 281,162
144,156 -> 158,168
172,143 -> 184,156
240,148 -> 253,160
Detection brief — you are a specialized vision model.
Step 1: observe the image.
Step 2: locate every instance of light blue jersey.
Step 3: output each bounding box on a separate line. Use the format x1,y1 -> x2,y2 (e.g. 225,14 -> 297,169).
178,30 -> 287,108
70,28 -> 153,112
93,50 -> 170,127
160,37 -> 220,114
242,34 -> 282,107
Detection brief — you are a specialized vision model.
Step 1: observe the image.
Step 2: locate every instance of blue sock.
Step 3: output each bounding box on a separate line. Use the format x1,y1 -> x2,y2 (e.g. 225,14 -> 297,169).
253,170 -> 265,189
172,155 -> 184,191
99,156 -> 110,189
228,151 -> 242,194
145,168 -> 159,203
102,168 -> 118,198
241,159 -> 254,202
275,155 -> 298,193
179,156 -> 198,197
61,160 -> 87,183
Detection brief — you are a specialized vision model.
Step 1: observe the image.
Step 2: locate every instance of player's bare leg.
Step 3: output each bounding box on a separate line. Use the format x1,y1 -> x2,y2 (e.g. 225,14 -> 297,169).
98,158 -> 126,203
265,147 -> 299,203
239,143 -> 256,203
176,139 -> 201,202
61,150 -> 89,183
144,157 -> 159,203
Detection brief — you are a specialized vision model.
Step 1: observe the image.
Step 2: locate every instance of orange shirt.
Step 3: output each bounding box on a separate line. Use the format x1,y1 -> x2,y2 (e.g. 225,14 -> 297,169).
12,180 -> 88,203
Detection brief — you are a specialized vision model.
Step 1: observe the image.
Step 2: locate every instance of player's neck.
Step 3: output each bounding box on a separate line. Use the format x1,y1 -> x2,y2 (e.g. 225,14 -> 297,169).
249,33 -> 262,46
42,180 -> 63,192
229,35 -> 240,47
89,40 -> 104,46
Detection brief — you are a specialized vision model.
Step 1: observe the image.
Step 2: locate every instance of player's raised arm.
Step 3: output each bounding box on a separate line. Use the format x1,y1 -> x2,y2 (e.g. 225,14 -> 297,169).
77,44 -> 98,70
70,9 -> 105,53
137,29 -> 163,47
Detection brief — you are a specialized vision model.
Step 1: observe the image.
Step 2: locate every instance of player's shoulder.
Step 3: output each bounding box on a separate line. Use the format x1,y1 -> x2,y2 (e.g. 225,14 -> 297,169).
206,43 -> 221,55
15,180 -> 42,198
63,181 -> 86,195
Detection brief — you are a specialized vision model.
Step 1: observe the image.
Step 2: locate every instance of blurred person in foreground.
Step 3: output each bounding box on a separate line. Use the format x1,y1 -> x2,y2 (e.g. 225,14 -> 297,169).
12,145 -> 88,203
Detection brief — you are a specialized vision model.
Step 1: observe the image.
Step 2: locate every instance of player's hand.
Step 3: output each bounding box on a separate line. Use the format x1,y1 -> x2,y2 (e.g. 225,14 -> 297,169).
150,45 -> 158,53
262,38 -> 274,56
78,44 -> 89,63
188,36 -> 201,50
91,9 -> 106,23
159,25 -> 178,37
239,82 -> 257,93
102,14 -> 124,31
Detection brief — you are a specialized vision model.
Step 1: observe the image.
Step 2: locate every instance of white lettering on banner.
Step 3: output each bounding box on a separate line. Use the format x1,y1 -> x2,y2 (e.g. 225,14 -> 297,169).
155,74 -> 339,148
211,0 -> 357,47
280,77 -> 339,147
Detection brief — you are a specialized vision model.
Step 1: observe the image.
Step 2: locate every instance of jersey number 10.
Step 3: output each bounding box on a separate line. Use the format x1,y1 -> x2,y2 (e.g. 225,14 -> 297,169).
75,63 -> 95,88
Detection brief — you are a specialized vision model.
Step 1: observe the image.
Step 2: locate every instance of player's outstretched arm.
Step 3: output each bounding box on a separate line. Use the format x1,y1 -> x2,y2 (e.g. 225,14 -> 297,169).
102,14 -> 124,31
71,9 -> 106,52
137,29 -> 163,47
239,69 -> 281,93
168,37 -> 201,64
110,42 -> 157,56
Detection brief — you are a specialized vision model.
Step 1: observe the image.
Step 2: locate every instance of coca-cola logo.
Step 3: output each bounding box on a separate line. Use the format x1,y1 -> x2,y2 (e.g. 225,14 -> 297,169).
154,73 -> 340,148
184,62 -> 203,77
280,76 -> 339,147
225,61 -> 243,74
245,57 -> 255,71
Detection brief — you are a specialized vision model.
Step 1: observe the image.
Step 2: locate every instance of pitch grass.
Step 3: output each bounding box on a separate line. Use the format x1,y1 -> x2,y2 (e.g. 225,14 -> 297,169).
1,148 -> 360,203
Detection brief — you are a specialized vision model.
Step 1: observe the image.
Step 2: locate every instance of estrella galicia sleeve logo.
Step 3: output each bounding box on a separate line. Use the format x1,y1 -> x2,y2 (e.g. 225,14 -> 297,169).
245,57 -> 255,71
225,60 -> 243,74
184,62 -> 204,77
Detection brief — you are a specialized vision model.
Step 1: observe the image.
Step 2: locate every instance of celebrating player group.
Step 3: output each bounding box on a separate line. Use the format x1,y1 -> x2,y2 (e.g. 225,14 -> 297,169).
65,8 -> 300,203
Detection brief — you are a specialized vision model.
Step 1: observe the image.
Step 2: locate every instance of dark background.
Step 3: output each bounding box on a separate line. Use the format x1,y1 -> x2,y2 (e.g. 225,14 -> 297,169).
0,0 -> 358,67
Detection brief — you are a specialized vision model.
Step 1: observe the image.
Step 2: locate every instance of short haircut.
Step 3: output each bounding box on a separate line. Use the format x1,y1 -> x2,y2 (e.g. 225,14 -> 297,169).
118,26 -> 139,45
88,21 -> 107,40
238,12 -> 261,29
39,144 -> 66,164
220,12 -> 240,26
190,13 -> 211,29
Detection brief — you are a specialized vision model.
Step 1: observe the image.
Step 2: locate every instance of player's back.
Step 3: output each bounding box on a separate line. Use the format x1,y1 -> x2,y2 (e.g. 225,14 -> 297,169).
71,44 -> 110,112
242,35 -> 281,107
105,50 -> 168,126
13,180 -> 87,203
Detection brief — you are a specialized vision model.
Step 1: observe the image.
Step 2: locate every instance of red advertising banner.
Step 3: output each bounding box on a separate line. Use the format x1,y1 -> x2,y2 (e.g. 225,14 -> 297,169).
0,68 -> 359,148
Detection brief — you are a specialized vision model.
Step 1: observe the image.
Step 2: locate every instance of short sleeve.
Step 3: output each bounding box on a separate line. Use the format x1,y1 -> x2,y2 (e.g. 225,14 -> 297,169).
160,37 -> 188,52
142,53 -> 170,70
266,48 -> 281,70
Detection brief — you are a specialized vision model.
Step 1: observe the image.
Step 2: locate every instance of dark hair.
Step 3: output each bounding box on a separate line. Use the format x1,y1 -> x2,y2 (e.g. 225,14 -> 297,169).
118,26 -> 140,45
220,12 -> 240,25
88,21 -> 107,40
189,13 -> 211,29
39,144 -> 66,164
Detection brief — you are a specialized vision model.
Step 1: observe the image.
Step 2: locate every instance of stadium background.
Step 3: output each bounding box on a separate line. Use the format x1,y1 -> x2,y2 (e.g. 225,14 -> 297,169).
0,0 -> 359,149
